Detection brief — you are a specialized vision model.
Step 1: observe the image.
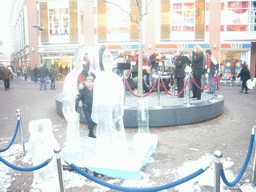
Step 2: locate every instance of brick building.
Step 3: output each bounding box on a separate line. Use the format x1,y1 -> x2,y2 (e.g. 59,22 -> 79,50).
9,0 -> 256,79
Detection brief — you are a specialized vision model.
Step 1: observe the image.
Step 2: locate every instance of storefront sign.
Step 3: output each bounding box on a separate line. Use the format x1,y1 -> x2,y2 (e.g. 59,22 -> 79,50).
156,44 -> 209,49
221,43 -> 251,49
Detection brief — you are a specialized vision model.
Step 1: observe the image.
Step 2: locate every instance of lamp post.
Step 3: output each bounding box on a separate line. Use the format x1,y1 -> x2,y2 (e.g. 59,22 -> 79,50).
31,24 -> 44,31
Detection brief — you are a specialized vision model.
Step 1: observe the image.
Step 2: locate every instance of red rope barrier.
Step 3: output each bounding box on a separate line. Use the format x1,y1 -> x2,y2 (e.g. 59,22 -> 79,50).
125,78 -> 158,97
192,75 -> 216,90
161,78 -> 189,96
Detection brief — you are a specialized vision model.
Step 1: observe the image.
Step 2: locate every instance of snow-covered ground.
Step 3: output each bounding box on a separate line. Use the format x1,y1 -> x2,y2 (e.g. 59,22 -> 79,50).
1,142 -> 256,191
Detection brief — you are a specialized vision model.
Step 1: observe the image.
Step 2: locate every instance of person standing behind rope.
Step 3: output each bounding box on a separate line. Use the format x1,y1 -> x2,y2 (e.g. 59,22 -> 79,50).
75,76 -> 96,138
1,65 -> 12,90
238,64 -> 251,94
174,49 -> 190,98
205,49 -> 218,94
149,51 -> 160,86
39,64 -> 49,91
99,44 -> 106,71
191,45 -> 204,100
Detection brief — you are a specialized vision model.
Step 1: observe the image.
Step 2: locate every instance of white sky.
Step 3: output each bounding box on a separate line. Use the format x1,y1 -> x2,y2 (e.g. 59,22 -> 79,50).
0,0 -> 12,46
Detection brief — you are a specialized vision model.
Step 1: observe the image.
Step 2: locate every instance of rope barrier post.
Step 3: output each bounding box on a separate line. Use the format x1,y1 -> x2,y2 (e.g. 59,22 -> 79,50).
16,109 -> 25,156
184,73 -> 194,107
54,147 -> 65,192
251,123 -> 256,186
214,150 -> 223,192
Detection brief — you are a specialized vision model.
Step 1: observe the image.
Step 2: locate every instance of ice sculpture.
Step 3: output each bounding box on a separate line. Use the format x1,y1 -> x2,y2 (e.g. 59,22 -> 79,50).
91,71 -> 128,158
102,51 -> 114,72
61,44 -> 158,179
27,119 -> 59,191
137,99 -> 150,135
62,44 -> 100,150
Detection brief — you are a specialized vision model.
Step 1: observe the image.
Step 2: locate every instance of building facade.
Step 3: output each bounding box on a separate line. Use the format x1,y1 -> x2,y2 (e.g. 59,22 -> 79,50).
9,0 -> 256,79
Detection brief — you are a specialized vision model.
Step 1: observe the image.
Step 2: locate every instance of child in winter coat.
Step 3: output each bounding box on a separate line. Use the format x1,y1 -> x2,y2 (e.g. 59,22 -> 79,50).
75,76 -> 96,138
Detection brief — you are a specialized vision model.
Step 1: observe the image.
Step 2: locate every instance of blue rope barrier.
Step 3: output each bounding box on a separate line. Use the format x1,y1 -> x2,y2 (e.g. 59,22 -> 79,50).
221,133 -> 255,187
68,163 -> 208,192
0,156 -> 52,172
0,120 -> 20,152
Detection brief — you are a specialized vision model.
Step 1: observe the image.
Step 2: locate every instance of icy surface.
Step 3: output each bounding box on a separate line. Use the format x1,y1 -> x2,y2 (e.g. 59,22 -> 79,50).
27,118 -> 59,191
137,99 -> 150,135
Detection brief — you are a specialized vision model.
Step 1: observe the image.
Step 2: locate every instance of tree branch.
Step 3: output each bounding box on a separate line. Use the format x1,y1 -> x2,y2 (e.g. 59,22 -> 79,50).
102,0 -> 138,24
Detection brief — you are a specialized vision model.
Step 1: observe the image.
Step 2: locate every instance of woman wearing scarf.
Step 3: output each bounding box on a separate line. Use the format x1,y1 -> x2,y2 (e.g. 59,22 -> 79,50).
205,49 -> 218,94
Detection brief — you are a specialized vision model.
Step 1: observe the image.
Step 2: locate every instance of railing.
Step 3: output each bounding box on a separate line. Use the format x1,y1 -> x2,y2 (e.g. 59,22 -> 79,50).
1,110 -> 256,191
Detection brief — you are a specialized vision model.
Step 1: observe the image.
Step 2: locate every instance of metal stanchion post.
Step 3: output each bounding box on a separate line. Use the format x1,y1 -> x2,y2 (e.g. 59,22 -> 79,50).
184,73 -> 193,107
214,150 -> 223,192
16,109 -> 25,156
251,124 -> 256,186
157,73 -> 161,106
54,148 -> 65,192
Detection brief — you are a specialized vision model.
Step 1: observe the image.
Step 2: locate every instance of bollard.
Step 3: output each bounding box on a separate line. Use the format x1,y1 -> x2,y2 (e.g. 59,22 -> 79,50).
214,150 -> 223,192
16,109 -> 25,156
54,147 -> 65,192
251,124 -> 256,186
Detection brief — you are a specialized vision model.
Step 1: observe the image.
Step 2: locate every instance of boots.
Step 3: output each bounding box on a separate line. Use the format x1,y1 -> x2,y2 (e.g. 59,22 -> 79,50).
88,130 -> 96,138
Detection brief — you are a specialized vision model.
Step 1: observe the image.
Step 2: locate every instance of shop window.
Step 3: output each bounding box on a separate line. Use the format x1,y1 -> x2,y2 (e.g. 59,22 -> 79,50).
250,1 -> 256,31
49,8 -> 69,36
171,3 -> 195,32
226,1 -> 249,31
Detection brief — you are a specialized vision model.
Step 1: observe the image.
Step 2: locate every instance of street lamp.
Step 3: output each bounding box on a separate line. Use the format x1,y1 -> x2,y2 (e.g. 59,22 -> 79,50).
32,24 -> 44,31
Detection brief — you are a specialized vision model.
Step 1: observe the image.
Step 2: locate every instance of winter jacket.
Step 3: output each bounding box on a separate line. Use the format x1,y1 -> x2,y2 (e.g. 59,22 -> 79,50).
149,53 -> 160,69
238,66 -> 251,81
39,65 -> 49,78
49,69 -> 57,80
205,55 -> 218,76
0,67 -> 12,80
75,84 -> 94,111
191,52 -> 204,76
174,56 -> 190,79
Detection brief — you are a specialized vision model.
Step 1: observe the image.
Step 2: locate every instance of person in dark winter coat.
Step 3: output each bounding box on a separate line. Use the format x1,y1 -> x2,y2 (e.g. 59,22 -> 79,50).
191,45 -> 204,100
34,66 -> 39,83
49,66 -> 57,90
174,50 -> 190,98
39,64 -> 49,91
1,65 -> 12,90
205,49 -> 218,94
99,44 -> 106,71
75,76 -> 96,138
149,51 -> 160,86
238,64 -> 251,94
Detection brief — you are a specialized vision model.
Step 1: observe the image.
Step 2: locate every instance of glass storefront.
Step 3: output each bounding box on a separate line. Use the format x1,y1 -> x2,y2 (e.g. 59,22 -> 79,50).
220,50 -> 250,78
42,53 -> 73,80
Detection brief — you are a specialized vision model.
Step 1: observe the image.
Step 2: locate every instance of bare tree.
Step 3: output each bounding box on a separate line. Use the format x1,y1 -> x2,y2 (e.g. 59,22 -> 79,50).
101,0 -> 154,96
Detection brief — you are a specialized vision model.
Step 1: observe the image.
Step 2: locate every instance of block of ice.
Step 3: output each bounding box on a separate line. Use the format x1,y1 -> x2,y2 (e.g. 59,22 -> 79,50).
27,119 -> 59,191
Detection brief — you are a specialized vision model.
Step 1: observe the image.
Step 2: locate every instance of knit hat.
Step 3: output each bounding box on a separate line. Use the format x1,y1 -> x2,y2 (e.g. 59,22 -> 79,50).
85,76 -> 94,81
